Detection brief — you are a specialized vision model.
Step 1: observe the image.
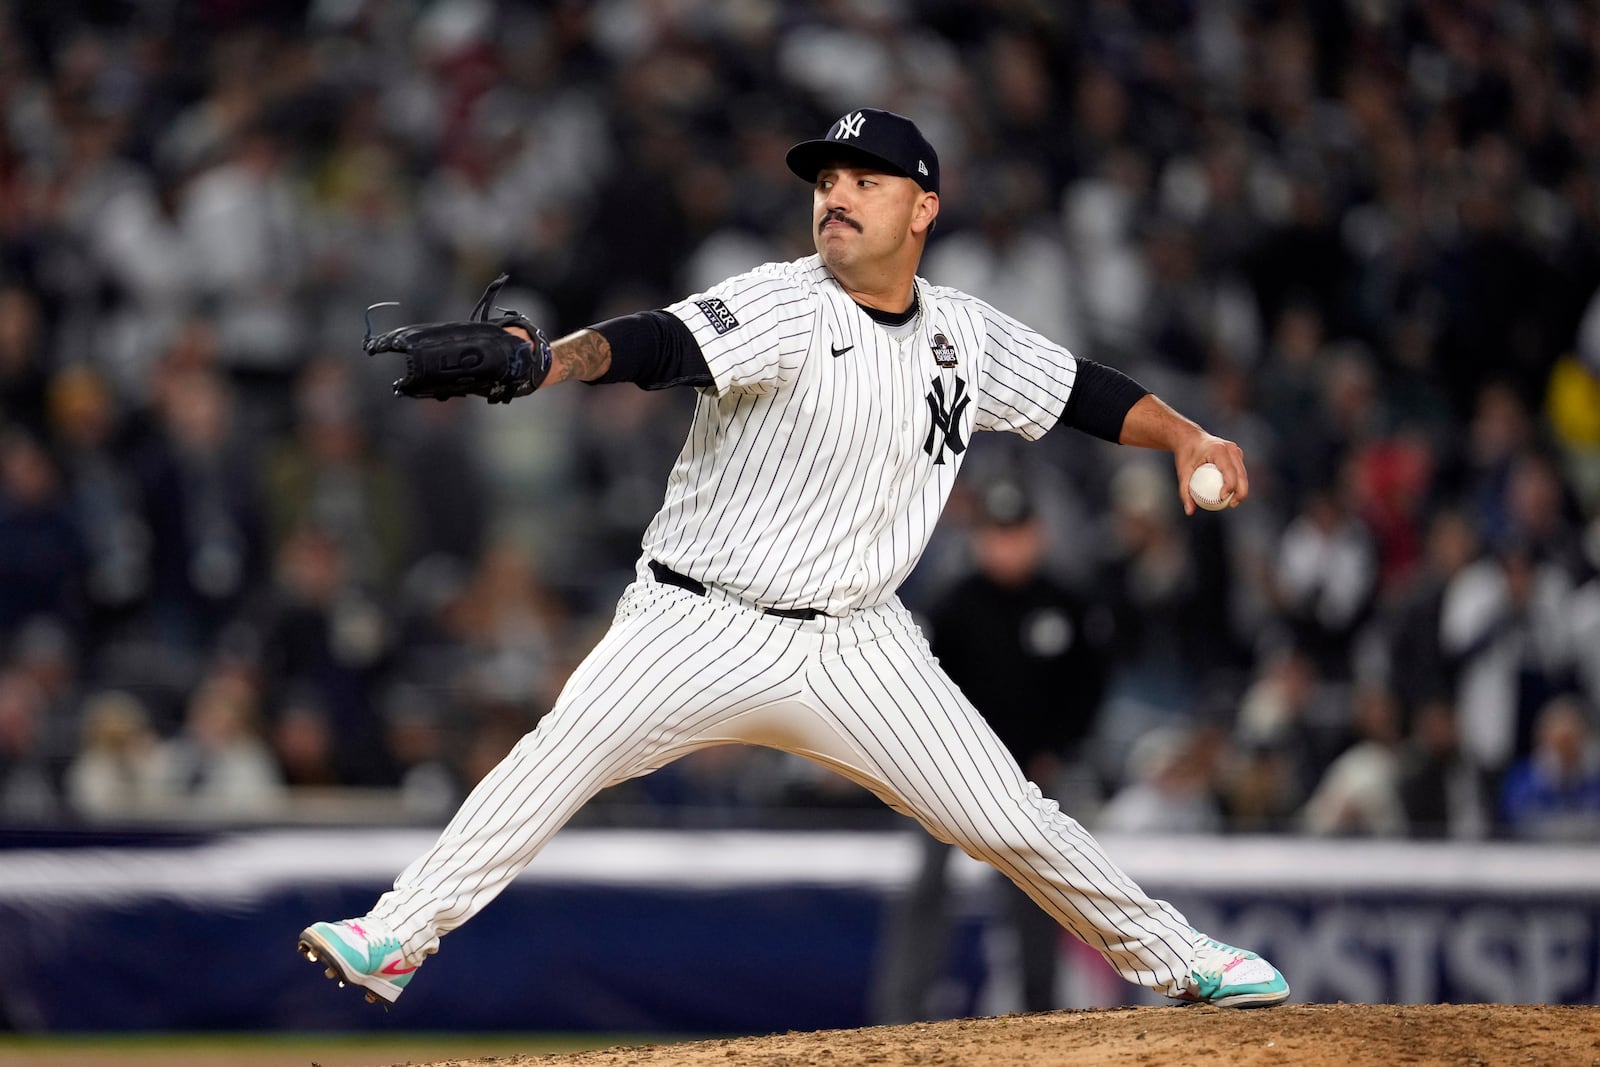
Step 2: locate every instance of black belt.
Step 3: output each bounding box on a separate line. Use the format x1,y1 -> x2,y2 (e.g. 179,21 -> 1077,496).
649,560 -> 825,620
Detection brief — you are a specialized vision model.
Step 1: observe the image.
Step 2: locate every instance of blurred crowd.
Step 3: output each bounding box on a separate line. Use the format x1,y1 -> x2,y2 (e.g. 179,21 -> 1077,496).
2,0 -> 1600,841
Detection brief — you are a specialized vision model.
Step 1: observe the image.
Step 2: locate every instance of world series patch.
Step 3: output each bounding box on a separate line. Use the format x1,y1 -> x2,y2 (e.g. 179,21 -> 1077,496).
931,333 -> 958,368
694,298 -> 740,335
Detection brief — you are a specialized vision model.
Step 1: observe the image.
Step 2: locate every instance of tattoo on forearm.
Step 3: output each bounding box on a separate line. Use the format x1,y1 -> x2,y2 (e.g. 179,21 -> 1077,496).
553,329 -> 612,384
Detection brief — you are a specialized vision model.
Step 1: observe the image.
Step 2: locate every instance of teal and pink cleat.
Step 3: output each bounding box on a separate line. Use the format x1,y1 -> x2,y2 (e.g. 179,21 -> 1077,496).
1175,930 -> 1291,1008
298,916 -> 420,1005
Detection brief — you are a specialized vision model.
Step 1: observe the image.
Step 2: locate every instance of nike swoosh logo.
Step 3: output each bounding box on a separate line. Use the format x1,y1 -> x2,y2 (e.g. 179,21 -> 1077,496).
379,960 -> 419,975
831,344 -> 854,358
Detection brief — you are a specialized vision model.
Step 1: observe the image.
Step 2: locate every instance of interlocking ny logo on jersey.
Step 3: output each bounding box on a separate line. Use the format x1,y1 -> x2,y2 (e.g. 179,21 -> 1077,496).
923,376 -> 970,465
835,111 -> 866,140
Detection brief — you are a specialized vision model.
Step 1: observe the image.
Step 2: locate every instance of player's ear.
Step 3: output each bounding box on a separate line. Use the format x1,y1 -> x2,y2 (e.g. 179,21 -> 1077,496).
912,191 -> 939,236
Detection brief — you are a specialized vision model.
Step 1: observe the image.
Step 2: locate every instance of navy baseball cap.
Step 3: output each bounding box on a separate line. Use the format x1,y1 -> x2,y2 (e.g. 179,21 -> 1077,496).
785,108 -> 939,195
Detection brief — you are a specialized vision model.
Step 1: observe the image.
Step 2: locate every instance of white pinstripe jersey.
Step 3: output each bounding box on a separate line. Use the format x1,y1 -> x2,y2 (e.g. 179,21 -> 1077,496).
643,254 -> 1079,615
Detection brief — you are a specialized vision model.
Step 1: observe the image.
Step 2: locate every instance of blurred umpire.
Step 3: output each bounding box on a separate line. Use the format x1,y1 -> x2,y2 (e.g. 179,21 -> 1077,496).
874,476 -> 1110,1020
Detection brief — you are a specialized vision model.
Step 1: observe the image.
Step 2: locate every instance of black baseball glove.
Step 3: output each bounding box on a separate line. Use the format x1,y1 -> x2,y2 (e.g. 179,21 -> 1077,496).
363,274 -> 553,403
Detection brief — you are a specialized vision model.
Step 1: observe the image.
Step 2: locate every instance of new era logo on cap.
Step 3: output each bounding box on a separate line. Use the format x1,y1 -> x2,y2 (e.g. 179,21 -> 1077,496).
786,108 -> 940,195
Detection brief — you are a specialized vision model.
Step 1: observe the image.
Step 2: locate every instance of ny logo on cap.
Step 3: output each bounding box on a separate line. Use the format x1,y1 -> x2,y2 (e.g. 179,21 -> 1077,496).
835,111 -> 866,140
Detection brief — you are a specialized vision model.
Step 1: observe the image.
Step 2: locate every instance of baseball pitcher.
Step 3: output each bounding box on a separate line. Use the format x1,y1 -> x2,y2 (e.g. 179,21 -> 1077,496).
298,108 -> 1289,1011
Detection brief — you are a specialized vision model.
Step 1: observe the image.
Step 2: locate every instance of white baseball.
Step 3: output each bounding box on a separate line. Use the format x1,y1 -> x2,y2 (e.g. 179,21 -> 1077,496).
1188,462 -> 1233,511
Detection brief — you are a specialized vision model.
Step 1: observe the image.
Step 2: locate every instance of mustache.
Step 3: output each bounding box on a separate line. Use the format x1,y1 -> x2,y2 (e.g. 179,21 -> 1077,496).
820,209 -> 861,233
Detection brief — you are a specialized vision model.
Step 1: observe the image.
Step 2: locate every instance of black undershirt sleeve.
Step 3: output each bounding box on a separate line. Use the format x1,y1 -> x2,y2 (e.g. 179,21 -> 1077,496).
1060,357 -> 1150,443
588,310 -> 714,389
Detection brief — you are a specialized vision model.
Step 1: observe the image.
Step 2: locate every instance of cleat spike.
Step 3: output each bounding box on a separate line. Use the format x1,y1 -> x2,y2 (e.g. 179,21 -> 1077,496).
326,967 -> 337,979
365,992 -> 378,1004
338,981 -> 346,988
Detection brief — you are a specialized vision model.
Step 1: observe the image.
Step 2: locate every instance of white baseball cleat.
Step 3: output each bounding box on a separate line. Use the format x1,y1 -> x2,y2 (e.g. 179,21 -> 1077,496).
298,915 -> 420,1005
1173,930 -> 1291,1008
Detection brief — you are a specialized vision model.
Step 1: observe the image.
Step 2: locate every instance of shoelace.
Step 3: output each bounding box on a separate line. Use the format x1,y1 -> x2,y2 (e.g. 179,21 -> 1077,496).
1190,935 -> 1249,978
342,921 -> 402,961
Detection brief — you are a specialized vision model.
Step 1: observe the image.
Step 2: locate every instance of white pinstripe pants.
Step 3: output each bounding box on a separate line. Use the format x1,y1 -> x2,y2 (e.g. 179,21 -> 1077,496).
370,577 -> 1198,996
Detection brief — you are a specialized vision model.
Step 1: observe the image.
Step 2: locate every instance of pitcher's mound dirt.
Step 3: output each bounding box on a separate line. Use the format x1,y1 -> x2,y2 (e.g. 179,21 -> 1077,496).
405,1003 -> 1600,1067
